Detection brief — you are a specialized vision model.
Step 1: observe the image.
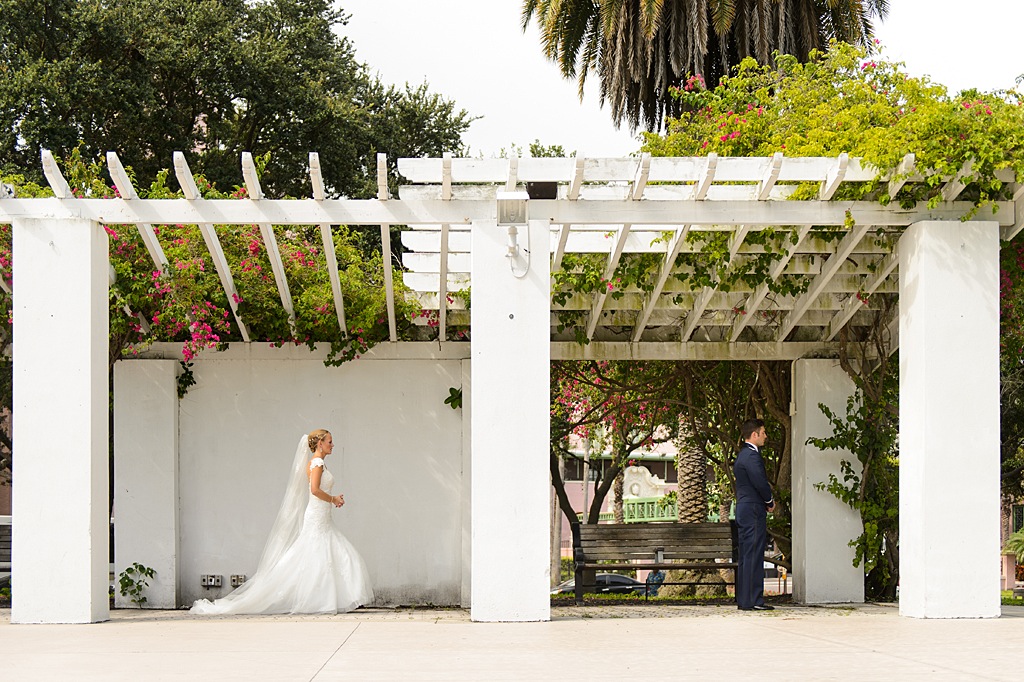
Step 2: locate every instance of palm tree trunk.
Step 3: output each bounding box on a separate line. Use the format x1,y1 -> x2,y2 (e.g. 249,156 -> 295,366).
676,428 -> 707,523
613,468 -> 625,524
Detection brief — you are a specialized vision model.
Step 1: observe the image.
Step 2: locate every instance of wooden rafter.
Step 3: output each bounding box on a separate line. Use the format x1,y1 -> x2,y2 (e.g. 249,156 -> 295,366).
107,152 -> 169,272
241,152 -> 295,329
776,224 -> 872,341
729,225 -> 814,342
309,152 -> 347,338
552,156 -> 586,273
436,155 -> 452,342
174,152 -> 250,342
887,153 -> 916,200
378,153 -> 397,342
631,225 -> 691,343
822,246 -> 899,342
584,154 -> 649,340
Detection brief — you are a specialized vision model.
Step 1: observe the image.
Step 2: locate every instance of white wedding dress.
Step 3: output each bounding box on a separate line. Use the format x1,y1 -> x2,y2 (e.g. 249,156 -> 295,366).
191,449 -> 373,615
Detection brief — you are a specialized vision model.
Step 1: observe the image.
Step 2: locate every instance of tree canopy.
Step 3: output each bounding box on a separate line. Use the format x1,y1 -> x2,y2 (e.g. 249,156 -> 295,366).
0,0 -> 473,198
522,0 -> 888,131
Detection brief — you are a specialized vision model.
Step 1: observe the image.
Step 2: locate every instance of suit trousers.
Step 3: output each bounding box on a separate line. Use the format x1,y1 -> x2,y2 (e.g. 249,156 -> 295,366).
735,501 -> 767,609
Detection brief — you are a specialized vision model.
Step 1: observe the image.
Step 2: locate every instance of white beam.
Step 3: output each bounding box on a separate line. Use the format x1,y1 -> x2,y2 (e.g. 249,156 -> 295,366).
692,154 -> 717,200
776,224 -> 872,341
242,153 -> 295,328
631,153 -> 651,200
0,197 -> 1012,228
40,149 -> 72,199
552,341 -> 834,361
505,155 -> 518,191
552,156 -> 586,271
1002,193 -> 1024,241
887,153 -> 916,201
106,152 -> 169,272
680,286 -> 716,342
379,154 -> 397,342
757,152 -> 783,200
821,246 -> 899,341
940,160 -> 972,202
729,225 -> 814,342
175,152 -> 250,342
631,225 -> 691,343
310,152 -> 347,336
819,153 -> 849,200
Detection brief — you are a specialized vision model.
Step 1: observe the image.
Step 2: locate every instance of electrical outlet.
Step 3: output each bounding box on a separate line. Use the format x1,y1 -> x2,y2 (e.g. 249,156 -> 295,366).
230,575 -> 246,587
200,574 -> 222,588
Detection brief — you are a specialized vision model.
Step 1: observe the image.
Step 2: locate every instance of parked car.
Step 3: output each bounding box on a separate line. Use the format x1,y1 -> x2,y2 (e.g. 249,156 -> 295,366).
551,573 -> 647,596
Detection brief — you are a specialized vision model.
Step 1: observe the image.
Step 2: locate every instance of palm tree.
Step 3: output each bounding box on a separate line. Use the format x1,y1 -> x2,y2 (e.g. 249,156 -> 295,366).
522,0 -> 889,131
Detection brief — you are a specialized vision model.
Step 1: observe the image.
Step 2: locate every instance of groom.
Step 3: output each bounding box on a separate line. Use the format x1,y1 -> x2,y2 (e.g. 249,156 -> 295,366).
733,418 -> 775,611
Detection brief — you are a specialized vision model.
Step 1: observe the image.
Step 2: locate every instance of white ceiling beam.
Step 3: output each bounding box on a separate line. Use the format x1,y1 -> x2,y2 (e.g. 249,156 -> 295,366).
776,224 -> 872,341
438,153 -> 453,341
819,153 -> 849,200
309,152 -> 347,337
631,153 -> 651,200
821,245 -> 899,341
757,153 -> 783,200
887,153 -> 916,200
553,156 -> 585,272
1002,192 -> 1024,241
505,155 -> 518,191
631,225 -> 691,343
378,153 -> 397,342
242,153 -> 295,329
40,150 -> 72,199
568,156 -> 585,200
728,226 -> 814,342
584,155 -> 648,340
107,152 -> 169,272
680,285 -> 717,342
0,197 -> 1011,228
692,154 -> 717,200
378,151 -> 391,201
174,152 -> 250,342
551,340 -> 837,361
940,160 -> 973,202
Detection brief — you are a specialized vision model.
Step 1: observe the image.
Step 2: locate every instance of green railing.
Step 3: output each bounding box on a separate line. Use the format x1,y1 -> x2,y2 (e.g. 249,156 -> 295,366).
623,497 -> 677,523
576,497 -> 677,524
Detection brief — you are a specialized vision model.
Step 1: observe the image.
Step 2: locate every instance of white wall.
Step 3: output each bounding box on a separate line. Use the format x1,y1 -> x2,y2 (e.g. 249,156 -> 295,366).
113,360 -> 179,608
791,359 -> 864,604
120,344 -> 468,607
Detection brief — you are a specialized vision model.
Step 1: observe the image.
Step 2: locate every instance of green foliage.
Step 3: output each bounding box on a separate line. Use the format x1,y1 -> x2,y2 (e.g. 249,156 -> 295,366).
645,43 -> 1024,207
1005,530 -> 1024,563
0,0 -> 472,198
177,362 -> 196,399
118,562 -> 156,608
808,364 -> 899,601
444,387 -> 463,410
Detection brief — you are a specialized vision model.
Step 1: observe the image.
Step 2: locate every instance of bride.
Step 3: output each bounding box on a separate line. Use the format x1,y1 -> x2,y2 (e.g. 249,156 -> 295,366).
191,430 -> 373,615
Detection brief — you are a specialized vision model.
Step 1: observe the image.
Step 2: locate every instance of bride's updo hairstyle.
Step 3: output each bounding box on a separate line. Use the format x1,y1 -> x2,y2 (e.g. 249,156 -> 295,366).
308,429 -> 331,453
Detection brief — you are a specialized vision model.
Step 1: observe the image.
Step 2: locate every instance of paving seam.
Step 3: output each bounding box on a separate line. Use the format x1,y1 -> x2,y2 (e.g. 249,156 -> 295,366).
309,621 -> 361,681
751,618 -> 1006,681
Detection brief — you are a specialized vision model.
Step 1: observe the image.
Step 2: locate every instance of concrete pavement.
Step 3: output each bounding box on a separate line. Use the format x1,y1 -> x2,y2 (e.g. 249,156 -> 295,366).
2,603 -> 1022,681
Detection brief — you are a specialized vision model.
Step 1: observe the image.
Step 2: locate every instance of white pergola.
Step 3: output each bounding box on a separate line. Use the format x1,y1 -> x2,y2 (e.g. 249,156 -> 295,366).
0,151 -> 1017,622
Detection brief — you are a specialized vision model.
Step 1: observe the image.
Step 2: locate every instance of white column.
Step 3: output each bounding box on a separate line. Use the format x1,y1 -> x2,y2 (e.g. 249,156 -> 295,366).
113,360 -> 179,608
12,217 -> 109,623
470,218 -> 550,621
460,359 -> 472,608
791,359 -> 864,604
899,220 -> 1000,618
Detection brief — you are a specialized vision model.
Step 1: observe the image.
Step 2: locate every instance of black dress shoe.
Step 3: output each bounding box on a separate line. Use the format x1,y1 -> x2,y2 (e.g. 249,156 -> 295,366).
738,604 -> 775,611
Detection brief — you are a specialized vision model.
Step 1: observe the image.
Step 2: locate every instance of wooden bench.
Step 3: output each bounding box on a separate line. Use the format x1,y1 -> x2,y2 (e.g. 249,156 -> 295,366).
0,516 -> 11,584
571,521 -> 738,605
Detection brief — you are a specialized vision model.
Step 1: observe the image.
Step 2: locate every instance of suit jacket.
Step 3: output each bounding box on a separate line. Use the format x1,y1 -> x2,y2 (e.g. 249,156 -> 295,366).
733,442 -> 773,508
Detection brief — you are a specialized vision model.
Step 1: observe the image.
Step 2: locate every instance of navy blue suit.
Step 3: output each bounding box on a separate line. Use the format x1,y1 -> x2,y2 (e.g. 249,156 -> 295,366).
733,442 -> 773,609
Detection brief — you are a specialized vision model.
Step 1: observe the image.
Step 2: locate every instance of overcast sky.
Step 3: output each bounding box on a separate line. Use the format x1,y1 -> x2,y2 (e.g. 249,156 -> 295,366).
338,0 -> 1024,158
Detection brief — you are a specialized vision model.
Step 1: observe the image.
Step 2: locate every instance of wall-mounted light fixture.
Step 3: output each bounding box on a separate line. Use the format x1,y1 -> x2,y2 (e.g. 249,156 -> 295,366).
496,190 -> 530,277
